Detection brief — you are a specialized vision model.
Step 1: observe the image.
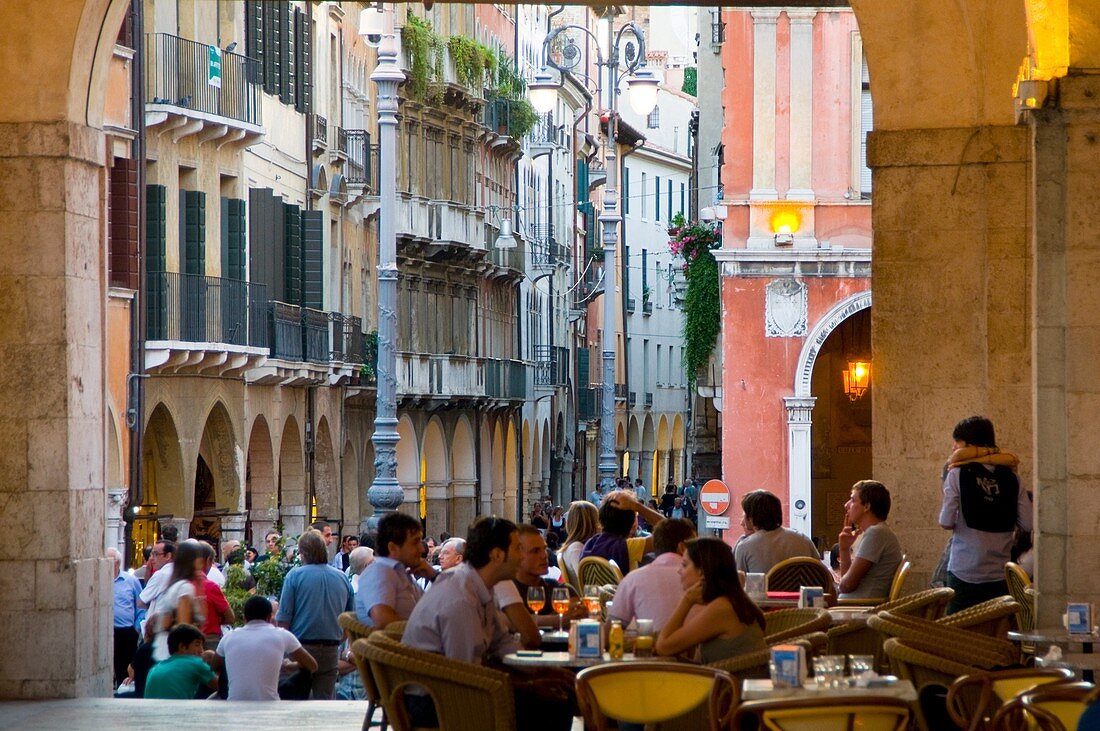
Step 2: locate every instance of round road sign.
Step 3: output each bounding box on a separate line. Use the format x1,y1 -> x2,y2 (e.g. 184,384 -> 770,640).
700,479 -> 731,516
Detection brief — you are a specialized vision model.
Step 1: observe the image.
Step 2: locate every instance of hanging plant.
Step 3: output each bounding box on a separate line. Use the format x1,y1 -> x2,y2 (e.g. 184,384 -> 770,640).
447,35 -> 495,91
401,14 -> 444,102
668,213 -> 721,385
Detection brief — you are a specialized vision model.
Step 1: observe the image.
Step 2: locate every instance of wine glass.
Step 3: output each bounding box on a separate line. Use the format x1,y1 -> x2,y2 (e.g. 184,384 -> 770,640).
551,587 -> 570,632
526,585 -> 545,615
583,584 -> 602,618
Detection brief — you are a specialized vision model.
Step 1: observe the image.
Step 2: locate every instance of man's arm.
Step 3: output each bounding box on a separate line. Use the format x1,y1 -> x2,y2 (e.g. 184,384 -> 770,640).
1017,487 -> 1034,533
939,470 -> 960,529
289,646 -> 318,673
500,603 -> 541,649
837,557 -> 875,594
369,604 -> 402,629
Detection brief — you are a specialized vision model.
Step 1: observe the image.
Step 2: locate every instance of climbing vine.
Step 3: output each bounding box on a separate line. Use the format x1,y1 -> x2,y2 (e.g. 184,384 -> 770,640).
668,213 -> 721,385
447,35 -> 496,90
401,14 -> 444,102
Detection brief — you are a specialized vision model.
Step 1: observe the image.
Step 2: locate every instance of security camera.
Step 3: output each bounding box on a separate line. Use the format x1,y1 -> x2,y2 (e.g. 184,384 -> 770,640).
364,33 -> 382,48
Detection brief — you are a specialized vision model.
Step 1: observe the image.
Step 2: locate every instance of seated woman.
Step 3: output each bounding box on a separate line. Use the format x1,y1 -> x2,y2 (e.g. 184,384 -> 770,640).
655,537 -> 767,663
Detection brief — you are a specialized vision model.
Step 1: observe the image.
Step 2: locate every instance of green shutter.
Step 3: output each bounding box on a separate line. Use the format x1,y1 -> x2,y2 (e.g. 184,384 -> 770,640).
262,2 -> 276,95
295,6 -> 312,114
655,176 -> 661,222
577,346 -> 590,419
583,202 -> 595,257
146,184 -> 167,340
576,159 -> 589,199
221,197 -> 246,281
623,167 -> 630,215
181,190 -> 206,275
278,2 -> 291,103
283,202 -> 302,304
300,210 -> 324,310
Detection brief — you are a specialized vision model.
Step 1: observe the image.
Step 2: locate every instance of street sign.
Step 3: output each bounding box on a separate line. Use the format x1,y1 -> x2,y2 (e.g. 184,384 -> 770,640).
208,45 -> 222,88
704,515 -> 730,530
700,479 -> 731,516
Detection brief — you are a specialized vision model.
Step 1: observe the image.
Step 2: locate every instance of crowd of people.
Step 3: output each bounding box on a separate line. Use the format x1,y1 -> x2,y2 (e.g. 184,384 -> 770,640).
107,415 -> 1038,728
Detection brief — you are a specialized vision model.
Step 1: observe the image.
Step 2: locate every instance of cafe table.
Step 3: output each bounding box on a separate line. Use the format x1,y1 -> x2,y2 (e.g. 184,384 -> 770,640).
502,651 -> 675,670
756,591 -> 802,609
741,677 -> 917,703
1008,628 -> 1100,681
827,607 -> 873,626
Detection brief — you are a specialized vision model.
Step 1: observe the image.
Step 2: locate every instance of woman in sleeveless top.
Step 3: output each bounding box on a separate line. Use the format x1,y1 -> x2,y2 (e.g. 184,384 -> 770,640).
655,537 -> 767,664
151,540 -> 208,660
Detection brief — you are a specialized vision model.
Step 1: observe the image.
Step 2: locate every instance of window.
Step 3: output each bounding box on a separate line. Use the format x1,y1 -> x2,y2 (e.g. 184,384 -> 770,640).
623,167 -> 630,215
641,172 -> 648,219
680,182 -> 685,217
850,34 -> 873,198
647,106 -> 660,129
655,176 -> 661,221
667,179 -> 673,221
859,58 -> 873,196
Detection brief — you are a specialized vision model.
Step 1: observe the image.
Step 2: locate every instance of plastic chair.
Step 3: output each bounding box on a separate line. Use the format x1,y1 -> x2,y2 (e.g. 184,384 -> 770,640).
1004,562 -> 1036,633
355,632 -> 515,731
765,557 -> 838,596
763,608 -> 831,644
339,612 -> 386,731
946,667 -> 1075,731
732,695 -> 910,731
576,662 -> 736,731
990,681 -> 1095,731
578,555 -> 623,589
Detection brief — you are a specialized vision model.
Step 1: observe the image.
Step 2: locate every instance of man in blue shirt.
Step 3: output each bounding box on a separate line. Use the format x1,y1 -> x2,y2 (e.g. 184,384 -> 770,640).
356,512 -> 436,628
276,529 -> 354,699
109,547 -> 143,687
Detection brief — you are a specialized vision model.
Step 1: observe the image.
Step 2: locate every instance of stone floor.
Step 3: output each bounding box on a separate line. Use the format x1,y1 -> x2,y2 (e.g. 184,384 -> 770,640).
0,699 -> 589,729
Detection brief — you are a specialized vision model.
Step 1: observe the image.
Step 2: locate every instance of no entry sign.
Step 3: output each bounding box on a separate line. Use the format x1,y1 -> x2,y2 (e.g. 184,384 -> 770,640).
700,479 -> 731,516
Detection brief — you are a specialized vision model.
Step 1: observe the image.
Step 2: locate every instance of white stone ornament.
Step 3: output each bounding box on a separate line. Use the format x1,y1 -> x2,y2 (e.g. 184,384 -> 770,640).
765,278 -> 807,337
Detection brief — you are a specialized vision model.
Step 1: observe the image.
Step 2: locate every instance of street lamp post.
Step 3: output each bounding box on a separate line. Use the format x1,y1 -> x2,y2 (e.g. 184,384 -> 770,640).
361,5 -> 405,533
529,13 -> 658,497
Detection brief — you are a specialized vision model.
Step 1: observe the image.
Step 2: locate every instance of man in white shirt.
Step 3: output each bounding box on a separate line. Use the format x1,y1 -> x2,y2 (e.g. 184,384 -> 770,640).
608,518 -> 696,631
214,595 -> 318,700
137,540 -> 175,622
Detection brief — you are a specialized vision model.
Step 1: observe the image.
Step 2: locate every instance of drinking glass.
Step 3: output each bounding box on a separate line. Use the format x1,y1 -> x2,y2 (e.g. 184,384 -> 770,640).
634,618 -> 655,658
848,654 -> 874,679
812,657 -> 831,688
551,587 -> 570,632
526,585 -> 545,615
745,572 -> 766,598
583,584 -> 602,618
824,655 -> 846,688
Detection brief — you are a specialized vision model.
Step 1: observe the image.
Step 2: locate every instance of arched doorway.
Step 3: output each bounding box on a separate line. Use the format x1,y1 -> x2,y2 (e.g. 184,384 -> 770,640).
192,402 -> 241,545
451,416 -> 477,532
342,440 -> 358,533
139,403 -> 185,561
421,418 -> 449,536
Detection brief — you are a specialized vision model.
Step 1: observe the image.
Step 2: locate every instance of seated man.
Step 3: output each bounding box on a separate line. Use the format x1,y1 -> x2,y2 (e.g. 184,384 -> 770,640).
733,490 -> 820,574
581,491 -> 666,574
608,518 -> 696,632
494,524 -> 585,648
214,595 -> 317,700
355,512 -> 435,628
837,480 -> 904,600
144,623 -> 218,699
403,517 -> 574,731
435,537 -> 466,571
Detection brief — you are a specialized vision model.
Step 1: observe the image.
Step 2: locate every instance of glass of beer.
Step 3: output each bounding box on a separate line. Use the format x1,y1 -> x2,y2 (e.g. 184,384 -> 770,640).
526,586 -> 545,614
552,587 -> 570,632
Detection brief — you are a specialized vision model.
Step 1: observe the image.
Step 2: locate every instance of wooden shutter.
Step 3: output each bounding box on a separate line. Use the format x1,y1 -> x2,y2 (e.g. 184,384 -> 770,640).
220,197 -> 246,281
300,210 -> 324,310
577,346 -> 590,419
655,176 -> 661,221
108,157 -> 139,290
146,184 -> 168,340
283,202 -> 302,305
576,159 -> 588,199
261,2 -> 277,96
295,6 -> 312,114
180,190 -> 206,275
860,59 -> 873,196
248,188 -> 274,298
245,0 -> 263,85
667,179 -> 673,221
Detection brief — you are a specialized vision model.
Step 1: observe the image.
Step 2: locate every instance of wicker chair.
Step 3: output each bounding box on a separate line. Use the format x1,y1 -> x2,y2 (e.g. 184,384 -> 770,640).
946,667 -> 1075,731
354,632 -> 515,731
339,612 -> 385,731
732,696 -> 910,731
576,662 -> 736,731
939,595 -> 1020,638
990,681 -> 1096,731
383,620 -> 408,641
705,632 -> 826,689
763,608 -> 831,643
826,588 -> 955,670
1004,563 -> 1035,633
578,555 -> 623,589
765,557 -> 838,596
869,611 -> 1020,667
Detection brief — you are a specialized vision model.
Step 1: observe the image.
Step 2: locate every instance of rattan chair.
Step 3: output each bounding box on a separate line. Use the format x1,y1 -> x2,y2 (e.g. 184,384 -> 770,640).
990,681 -> 1096,731
765,557 -> 838,596
705,632 -> 826,688
1004,563 -> 1036,636
939,595 -> 1020,638
946,667 -> 1075,731
382,620 -> 407,641
578,555 -> 623,589
826,588 -> 955,670
339,612 -> 385,731
576,662 -> 736,731
869,611 -> 1019,667
732,695 -> 910,731
763,608 -> 831,644
354,632 -> 516,731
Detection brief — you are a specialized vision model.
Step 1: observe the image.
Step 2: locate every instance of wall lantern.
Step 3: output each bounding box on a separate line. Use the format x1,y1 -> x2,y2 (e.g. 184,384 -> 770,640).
770,208 -> 801,246
842,359 -> 871,401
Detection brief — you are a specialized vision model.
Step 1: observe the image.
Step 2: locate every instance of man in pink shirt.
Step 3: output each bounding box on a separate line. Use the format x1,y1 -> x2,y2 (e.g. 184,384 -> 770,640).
607,519 -> 696,631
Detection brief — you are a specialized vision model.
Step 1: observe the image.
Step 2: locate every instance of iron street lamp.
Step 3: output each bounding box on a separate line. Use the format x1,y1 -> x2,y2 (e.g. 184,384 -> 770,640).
530,13 -> 658,497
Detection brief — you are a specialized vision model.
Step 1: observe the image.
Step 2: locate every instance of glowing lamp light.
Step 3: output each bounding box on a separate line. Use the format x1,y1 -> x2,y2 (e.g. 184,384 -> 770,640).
770,209 -> 801,236
843,360 -> 871,401
626,69 -> 660,116
528,68 -> 558,115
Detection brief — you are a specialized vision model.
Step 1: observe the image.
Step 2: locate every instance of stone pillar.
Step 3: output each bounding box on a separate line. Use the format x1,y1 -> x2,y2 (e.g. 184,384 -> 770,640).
450,480 -> 477,536
106,488 -> 127,556
657,450 -> 671,490
424,481 -> 449,540
787,10 -> 816,200
1030,73 -> 1100,624
0,122 -> 112,697
638,451 -> 654,500
220,515 -> 247,547
249,512 -> 276,550
868,125 -> 1031,589
750,10 -> 780,200
628,451 -> 641,483
784,397 -> 815,536
671,449 -> 684,486
281,505 -> 308,538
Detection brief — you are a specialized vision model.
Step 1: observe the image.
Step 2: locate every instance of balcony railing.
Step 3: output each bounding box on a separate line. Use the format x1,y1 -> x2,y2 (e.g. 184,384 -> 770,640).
486,359 -> 527,400
267,302 -> 330,364
334,126 -> 348,158
146,271 -> 267,347
345,130 -> 378,194
534,345 -> 569,388
310,114 -> 328,151
146,33 -> 261,126
330,313 -> 364,364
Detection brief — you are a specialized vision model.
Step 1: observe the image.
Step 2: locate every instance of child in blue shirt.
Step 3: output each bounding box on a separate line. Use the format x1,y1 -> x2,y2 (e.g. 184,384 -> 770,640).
144,623 -> 218,699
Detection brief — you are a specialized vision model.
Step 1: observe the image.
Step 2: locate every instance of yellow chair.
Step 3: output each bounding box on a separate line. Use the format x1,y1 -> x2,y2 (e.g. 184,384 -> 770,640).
946,667 -> 1075,731
835,554 -> 910,607
575,662 -> 736,731
765,557 -> 837,596
990,681 -> 1095,731
732,696 -> 910,731
578,555 -> 623,589
1005,562 -> 1036,633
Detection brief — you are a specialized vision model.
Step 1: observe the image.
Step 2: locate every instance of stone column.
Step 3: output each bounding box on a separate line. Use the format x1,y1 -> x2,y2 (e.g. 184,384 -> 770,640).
248,511 -> 276,550
750,10 -> 780,200
106,488 -> 128,556
1029,73 -> 1100,624
671,449 -> 684,486
220,515 -> 247,547
628,451 -> 640,483
657,450 -> 671,490
0,122 -> 115,697
638,451 -> 654,500
281,505 -> 308,538
868,124 -> 1031,589
450,479 -> 477,536
786,10 -> 816,200
424,481 -> 449,540
784,397 -> 815,536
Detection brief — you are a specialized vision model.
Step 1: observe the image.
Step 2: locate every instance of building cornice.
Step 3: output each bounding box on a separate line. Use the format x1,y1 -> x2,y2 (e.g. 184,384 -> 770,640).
715,247 -> 871,278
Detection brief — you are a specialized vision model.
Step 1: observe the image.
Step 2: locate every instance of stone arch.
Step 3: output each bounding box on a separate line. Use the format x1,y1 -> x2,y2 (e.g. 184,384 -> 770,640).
793,291 -> 872,399
671,415 -> 685,450
396,415 -> 420,512
314,416 -> 339,521
422,417 -> 449,532
197,401 -> 241,511
491,419 -> 505,516
522,419 -> 533,479
451,415 -> 477,533
540,419 -> 551,486
504,418 -> 519,521
142,403 -> 185,517
245,415 -> 277,543
279,415 -> 306,537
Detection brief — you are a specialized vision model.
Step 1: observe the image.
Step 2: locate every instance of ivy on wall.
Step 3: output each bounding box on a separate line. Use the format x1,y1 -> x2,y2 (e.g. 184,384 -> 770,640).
668,213 -> 721,385
682,67 -> 697,97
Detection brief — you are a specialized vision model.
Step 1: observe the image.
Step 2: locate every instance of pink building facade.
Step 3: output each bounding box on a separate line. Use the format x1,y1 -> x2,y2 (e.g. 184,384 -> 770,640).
713,7 -> 872,549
